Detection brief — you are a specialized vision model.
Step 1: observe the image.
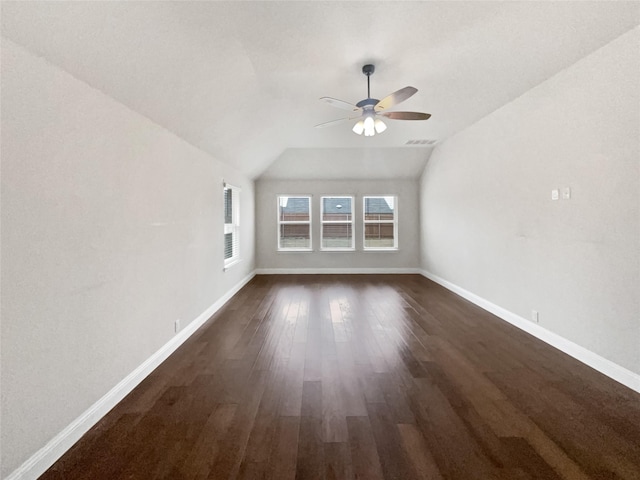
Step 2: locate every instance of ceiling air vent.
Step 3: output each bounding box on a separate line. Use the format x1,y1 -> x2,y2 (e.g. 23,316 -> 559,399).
405,139 -> 437,146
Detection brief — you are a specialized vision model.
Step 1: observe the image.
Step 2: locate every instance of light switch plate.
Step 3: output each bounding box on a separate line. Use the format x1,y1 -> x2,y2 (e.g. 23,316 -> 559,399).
563,187 -> 571,199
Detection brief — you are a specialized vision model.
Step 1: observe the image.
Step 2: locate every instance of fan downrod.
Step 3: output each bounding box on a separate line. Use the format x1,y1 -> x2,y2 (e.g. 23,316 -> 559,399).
362,64 -> 375,100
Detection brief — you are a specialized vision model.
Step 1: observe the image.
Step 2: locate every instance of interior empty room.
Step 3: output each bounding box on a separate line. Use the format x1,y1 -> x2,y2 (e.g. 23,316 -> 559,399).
1,2 -> 639,479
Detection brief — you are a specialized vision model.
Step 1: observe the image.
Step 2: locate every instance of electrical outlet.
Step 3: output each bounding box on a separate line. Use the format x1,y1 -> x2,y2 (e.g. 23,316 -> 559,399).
551,189 -> 559,200
174,319 -> 181,333
531,310 -> 539,323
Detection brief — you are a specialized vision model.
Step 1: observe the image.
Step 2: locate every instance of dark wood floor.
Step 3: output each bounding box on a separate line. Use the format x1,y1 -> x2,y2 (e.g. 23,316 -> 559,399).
41,274 -> 640,479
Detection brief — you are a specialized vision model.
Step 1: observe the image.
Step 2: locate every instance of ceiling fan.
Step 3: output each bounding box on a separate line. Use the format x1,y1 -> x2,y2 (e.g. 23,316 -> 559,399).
315,64 -> 431,136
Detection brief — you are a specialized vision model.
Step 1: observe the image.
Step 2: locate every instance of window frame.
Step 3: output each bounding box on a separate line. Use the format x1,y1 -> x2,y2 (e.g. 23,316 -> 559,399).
223,182 -> 241,269
277,195 -> 313,252
320,195 -> 355,251
363,195 -> 398,251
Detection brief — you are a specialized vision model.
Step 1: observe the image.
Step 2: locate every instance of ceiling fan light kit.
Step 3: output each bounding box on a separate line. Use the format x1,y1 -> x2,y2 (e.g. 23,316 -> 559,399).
316,64 -> 431,136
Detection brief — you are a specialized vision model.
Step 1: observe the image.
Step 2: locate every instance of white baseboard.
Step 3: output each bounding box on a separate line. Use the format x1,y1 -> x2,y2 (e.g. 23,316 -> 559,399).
420,269 -> 640,394
6,271 -> 256,480
255,267 -> 420,275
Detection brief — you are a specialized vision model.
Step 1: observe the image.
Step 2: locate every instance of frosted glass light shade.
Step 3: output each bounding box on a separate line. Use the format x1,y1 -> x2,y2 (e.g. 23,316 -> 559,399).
374,119 -> 387,133
352,120 -> 365,135
363,115 -> 375,136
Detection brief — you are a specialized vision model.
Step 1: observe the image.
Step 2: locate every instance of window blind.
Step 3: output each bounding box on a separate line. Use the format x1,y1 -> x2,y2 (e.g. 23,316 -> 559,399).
224,183 -> 240,267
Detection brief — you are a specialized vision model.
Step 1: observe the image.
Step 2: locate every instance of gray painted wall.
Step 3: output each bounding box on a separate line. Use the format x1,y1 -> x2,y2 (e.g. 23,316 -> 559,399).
1,39 -> 255,477
419,28 -> 639,374
256,179 -> 420,271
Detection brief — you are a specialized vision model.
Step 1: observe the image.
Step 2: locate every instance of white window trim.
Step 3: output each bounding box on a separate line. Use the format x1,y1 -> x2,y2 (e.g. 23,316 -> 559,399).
321,195 -> 355,251
224,182 -> 241,269
363,195 -> 398,251
277,195 -> 313,252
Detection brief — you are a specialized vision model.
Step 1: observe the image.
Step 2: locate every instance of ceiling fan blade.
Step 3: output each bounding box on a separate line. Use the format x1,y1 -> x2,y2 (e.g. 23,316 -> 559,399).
374,86 -> 418,111
379,111 -> 431,121
314,117 -> 352,128
320,97 -> 362,112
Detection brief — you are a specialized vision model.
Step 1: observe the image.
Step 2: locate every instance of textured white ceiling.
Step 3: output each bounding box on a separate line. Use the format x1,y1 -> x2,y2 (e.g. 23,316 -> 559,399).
2,1 -> 639,179
260,147 -> 434,180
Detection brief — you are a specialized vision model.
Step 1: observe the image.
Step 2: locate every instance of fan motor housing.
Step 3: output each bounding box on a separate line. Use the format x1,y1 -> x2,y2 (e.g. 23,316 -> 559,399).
356,98 -> 379,108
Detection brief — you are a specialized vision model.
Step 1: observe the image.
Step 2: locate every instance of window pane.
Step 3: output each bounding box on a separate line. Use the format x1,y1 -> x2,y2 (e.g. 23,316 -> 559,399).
224,232 -> 233,259
364,196 -> 394,221
224,184 -> 240,266
279,196 -> 310,222
224,188 -> 233,224
363,196 -> 397,249
322,223 -> 353,249
322,197 -> 352,222
364,223 -> 395,248
279,224 -> 311,249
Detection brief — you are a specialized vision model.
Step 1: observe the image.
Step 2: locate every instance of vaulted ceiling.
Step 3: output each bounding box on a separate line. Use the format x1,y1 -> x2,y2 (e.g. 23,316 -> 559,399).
2,1 -> 638,179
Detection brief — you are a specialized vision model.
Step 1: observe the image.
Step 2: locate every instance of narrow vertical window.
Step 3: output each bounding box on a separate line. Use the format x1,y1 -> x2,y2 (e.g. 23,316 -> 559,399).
224,183 -> 240,268
278,196 -> 312,251
363,196 -> 397,250
321,196 -> 354,250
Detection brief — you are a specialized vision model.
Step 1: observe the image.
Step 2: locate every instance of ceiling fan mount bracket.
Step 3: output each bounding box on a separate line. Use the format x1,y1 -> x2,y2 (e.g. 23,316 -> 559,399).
362,64 -> 375,76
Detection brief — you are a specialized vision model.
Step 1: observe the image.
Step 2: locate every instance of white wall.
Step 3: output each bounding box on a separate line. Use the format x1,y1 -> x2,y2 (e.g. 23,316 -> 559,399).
420,28 -> 639,375
256,179 -> 420,271
0,39 -> 255,477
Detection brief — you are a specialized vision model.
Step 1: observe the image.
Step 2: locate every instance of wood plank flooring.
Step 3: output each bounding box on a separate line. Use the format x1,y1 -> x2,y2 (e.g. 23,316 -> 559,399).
41,274 -> 640,479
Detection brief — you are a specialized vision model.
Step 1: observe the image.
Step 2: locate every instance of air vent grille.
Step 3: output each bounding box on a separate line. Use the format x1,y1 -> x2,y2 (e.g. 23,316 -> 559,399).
405,139 -> 437,145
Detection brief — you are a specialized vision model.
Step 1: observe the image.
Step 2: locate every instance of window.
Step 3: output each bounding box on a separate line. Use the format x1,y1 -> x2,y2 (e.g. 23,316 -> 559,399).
278,196 -> 312,251
363,196 -> 397,250
224,183 -> 240,268
321,196 -> 354,250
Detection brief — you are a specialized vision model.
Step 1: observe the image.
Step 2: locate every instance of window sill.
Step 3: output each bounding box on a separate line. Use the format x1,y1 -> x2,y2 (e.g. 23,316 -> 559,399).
223,258 -> 242,271
277,249 -> 314,252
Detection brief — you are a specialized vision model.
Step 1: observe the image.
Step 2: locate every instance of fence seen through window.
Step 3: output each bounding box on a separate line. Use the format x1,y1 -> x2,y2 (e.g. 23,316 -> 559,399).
278,196 -> 312,250
364,196 -> 397,249
321,196 -> 354,250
